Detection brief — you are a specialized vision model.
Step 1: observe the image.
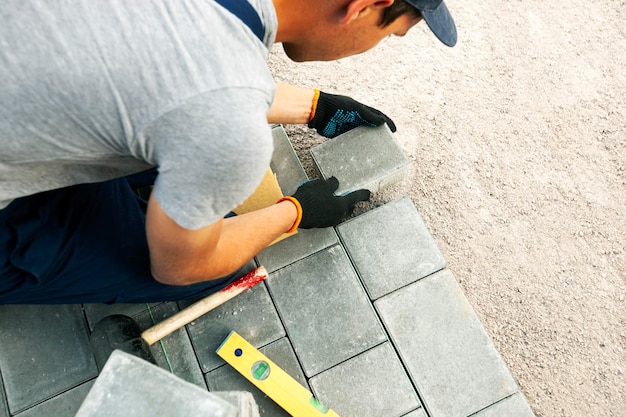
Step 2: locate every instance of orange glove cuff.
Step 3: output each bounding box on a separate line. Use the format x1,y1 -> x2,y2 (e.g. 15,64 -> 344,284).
276,196 -> 303,233
309,89 -> 321,122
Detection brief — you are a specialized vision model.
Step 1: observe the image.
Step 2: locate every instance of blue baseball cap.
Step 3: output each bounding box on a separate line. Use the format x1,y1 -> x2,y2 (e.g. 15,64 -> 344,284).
405,0 -> 457,47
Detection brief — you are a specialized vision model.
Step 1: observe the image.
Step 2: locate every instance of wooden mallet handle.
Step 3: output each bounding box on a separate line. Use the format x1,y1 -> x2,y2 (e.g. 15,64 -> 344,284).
141,266 -> 268,345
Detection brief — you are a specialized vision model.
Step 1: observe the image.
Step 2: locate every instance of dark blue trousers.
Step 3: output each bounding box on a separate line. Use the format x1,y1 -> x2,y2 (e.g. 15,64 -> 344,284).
0,171 -> 241,304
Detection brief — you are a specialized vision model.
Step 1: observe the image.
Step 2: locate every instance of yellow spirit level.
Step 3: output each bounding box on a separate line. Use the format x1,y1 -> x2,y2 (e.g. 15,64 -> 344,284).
216,331 -> 340,417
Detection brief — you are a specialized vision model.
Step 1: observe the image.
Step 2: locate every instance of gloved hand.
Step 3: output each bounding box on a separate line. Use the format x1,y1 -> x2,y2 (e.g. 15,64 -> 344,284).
308,91 -> 397,138
291,177 -> 370,229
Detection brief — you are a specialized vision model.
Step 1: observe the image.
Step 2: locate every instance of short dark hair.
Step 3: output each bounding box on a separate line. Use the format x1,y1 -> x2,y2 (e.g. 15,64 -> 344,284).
379,0 -> 421,27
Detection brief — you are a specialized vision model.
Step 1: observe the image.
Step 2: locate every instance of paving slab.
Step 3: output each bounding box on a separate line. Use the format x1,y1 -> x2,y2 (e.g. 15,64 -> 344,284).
266,245 -> 387,377
211,392 -> 260,417
256,227 -> 338,273
14,381 -> 94,417
310,125 -> 409,195
74,351 -> 238,417
375,269 -> 519,417
183,282 -> 285,373
472,393 -> 536,417
0,304 -> 98,414
0,372 -> 8,417
206,337 -> 307,417
337,197 -> 446,299
133,302 -> 206,389
270,125 -> 309,196
309,342 -> 420,417
402,409 -> 427,417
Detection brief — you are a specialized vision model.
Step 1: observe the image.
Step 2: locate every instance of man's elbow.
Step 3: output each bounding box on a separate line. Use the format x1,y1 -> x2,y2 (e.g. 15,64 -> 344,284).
149,259 -> 233,286
150,264 -> 192,286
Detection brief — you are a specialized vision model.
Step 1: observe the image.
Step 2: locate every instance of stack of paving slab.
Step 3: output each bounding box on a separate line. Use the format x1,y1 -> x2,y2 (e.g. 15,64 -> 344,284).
0,125 -> 536,417
75,350 -> 259,417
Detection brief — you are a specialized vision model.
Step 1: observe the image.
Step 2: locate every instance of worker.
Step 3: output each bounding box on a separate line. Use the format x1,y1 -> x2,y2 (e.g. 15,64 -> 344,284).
0,0 -> 456,304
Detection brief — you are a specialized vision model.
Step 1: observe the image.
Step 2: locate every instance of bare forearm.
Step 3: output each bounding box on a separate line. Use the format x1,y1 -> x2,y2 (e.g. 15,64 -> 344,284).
147,198 -> 297,285
267,83 -> 316,124
207,201 -> 297,280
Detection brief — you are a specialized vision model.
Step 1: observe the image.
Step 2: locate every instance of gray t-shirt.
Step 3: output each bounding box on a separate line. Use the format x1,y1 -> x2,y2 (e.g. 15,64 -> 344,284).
0,0 -> 278,229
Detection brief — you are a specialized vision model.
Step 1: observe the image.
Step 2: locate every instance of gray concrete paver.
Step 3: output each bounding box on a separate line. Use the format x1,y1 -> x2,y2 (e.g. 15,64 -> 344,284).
256,227 -> 338,273
74,351 -> 237,417
471,393 -> 536,417
402,409 -> 427,417
309,342 -> 420,417
0,372 -> 8,417
266,245 -> 387,377
376,269 -> 519,417
0,304 -> 97,414
211,392 -> 260,417
337,197 -> 446,299
14,381 -> 94,417
270,125 -> 308,196
310,125 -> 409,195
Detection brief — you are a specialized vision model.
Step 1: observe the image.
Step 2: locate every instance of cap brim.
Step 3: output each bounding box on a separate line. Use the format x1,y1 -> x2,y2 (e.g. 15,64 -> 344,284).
421,1 -> 457,47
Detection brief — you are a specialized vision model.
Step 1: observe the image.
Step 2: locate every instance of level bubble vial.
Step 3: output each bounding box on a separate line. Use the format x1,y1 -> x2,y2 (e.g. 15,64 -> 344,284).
251,360 -> 271,381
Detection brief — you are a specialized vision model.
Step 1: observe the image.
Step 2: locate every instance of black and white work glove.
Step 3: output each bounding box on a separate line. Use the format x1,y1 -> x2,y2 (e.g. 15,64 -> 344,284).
290,177 -> 370,229
308,90 -> 397,138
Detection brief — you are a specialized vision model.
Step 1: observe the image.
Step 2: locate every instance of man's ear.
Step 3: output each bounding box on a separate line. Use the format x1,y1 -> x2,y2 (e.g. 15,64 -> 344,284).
340,0 -> 394,24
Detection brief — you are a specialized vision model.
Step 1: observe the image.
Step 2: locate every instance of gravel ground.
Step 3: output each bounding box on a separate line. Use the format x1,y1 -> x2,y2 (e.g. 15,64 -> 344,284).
268,1 -> 626,416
